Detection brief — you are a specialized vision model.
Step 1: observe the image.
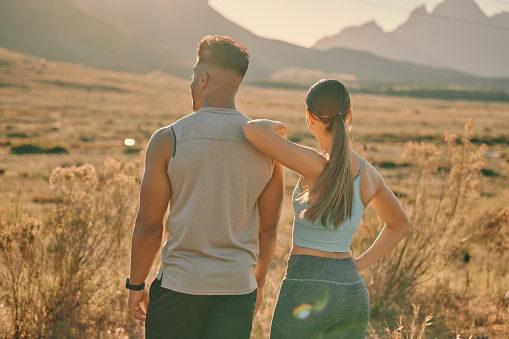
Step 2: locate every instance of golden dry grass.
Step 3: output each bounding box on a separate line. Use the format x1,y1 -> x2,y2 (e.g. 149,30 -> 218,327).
1,48 -> 508,338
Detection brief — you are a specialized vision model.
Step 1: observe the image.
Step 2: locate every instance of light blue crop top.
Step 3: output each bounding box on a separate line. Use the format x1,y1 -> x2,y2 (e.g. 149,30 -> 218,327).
292,158 -> 365,252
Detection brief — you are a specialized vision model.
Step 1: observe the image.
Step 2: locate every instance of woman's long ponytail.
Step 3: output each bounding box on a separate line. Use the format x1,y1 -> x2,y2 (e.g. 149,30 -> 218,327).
299,80 -> 353,229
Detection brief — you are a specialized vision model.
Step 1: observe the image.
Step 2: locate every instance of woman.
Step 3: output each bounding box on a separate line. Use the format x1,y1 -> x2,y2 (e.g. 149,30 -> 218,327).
243,79 -> 410,338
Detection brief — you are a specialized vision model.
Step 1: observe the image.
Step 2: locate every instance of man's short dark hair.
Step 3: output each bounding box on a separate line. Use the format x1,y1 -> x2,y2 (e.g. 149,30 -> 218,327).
197,35 -> 250,77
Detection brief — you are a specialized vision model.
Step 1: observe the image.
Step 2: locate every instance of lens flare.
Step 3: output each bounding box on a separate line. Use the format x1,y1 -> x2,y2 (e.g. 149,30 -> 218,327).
292,283 -> 330,319
292,303 -> 312,319
124,138 -> 136,146
311,286 -> 329,312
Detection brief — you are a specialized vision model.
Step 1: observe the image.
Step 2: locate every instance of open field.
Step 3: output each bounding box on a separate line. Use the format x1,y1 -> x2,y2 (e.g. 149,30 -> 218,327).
1,48 -> 509,338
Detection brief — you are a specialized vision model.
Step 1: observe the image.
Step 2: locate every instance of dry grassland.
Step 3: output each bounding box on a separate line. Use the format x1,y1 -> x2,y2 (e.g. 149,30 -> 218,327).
1,48 -> 508,338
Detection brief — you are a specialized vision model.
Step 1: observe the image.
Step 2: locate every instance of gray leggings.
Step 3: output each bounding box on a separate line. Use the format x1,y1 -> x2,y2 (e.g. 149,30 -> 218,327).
270,255 -> 370,339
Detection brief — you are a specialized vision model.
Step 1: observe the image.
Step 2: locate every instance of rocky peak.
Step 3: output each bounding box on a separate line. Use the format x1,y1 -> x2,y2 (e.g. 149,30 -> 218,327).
411,5 -> 428,16
432,0 -> 487,21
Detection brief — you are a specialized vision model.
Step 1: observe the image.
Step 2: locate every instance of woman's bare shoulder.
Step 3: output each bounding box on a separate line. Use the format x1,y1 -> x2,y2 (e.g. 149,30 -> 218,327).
357,155 -> 385,207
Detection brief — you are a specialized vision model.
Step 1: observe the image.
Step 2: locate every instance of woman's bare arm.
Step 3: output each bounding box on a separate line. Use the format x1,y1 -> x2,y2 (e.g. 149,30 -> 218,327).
355,170 -> 410,272
242,119 -> 325,179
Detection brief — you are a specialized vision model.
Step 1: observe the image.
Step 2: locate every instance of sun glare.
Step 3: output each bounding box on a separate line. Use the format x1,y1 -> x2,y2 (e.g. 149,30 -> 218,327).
124,138 -> 136,146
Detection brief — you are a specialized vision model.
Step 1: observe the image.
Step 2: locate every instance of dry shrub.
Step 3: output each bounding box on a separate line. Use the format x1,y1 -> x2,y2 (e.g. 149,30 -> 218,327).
354,120 -> 487,323
0,193 -> 48,338
44,158 -> 140,337
474,207 -> 509,255
0,158 -> 141,338
428,206 -> 509,337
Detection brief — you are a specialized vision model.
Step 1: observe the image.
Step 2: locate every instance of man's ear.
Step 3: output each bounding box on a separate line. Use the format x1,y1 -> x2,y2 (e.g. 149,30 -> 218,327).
199,72 -> 208,89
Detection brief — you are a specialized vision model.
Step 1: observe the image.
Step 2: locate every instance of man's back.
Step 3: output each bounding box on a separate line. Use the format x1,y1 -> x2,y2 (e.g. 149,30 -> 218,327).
157,107 -> 273,295
129,36 -> 283,339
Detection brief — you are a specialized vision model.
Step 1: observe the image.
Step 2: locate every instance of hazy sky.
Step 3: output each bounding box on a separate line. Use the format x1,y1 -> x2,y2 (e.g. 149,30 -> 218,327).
209,0 -> 509,47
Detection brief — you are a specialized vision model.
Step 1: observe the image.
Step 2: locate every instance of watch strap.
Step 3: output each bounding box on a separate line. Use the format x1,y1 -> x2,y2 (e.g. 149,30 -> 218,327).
126,277 -> 145,291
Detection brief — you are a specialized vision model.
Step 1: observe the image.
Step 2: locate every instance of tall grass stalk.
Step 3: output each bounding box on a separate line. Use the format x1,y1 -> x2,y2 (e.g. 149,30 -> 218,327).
382,304 -> 434,339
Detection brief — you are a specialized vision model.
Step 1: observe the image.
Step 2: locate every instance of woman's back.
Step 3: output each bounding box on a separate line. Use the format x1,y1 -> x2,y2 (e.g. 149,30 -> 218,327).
292,155 -> 365,253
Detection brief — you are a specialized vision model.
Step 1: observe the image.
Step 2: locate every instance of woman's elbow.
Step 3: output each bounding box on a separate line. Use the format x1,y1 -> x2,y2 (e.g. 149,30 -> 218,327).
401,216 -> 411,236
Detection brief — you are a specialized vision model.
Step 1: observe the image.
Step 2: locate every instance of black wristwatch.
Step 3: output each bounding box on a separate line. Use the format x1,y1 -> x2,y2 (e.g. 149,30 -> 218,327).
126,277 -> 145,291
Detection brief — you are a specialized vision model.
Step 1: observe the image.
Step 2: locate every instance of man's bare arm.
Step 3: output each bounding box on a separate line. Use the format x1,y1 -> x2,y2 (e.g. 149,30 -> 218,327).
128,128 -> 172,321
253,161 -> 285,317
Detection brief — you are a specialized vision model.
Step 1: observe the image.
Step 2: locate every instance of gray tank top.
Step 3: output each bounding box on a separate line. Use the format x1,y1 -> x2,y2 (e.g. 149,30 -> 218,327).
156,107 -> 273,295
292,158 -> 365,252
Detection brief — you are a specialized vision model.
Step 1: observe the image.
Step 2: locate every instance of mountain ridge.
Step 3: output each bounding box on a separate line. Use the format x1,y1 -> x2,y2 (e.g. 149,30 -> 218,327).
69,0 -> 509,88
313,0 -> 509,77
0,0 -> 187,75
0,0 -> 507,90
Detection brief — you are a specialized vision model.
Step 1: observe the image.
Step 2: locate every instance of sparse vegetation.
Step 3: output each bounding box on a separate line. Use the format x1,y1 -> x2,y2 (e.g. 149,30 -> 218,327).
0,50 -> 507,338
356,121 -> 492,336
9,144 -> 69,154
124,148 -> 142,154
481,168 -> 500,178
471,135 -> 509,146
6,133 -> 30,138
0,81 -> 16,88
366,304 -> 434,339
37,80 -> 130,93
376,161 -> 410,169
0,160 -> 141,338
0,193 -> 46,338
9,144 -> 44,154
248,81 -> 509,103
352,86 -> 509,102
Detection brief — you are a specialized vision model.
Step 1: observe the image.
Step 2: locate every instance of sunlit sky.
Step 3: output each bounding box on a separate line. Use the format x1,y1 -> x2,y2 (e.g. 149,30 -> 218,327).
209,0 -> 509,47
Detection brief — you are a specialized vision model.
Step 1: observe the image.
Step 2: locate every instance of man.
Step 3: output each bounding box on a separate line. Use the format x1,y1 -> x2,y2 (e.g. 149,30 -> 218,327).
127,35 -> 285,339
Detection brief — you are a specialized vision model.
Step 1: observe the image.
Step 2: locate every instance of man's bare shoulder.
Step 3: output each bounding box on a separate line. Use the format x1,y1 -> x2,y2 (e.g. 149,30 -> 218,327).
146,126 -> 173,162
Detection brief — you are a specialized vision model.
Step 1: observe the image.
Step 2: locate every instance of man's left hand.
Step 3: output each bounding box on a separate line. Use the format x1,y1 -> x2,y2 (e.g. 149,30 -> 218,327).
253,286 -> 263,318
128,288 -> 150,321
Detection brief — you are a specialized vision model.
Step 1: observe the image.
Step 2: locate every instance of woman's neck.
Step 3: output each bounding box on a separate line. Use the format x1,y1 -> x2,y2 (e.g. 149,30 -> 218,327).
318,135 -> 332,155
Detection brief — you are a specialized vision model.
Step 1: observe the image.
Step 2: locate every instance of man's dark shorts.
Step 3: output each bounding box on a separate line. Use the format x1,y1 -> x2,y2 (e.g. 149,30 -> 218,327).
145,276 -> 257,339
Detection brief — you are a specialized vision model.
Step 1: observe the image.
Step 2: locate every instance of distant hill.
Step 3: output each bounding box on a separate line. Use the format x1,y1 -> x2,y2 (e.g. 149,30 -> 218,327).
313,0 -> 509,77
71,0 -> 297,76
70,0 -> 509,90
0,0 -> 187,75
1,0 -> 507,90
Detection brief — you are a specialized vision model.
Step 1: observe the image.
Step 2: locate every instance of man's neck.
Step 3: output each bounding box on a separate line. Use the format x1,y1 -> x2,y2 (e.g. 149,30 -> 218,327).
201,94 -> 237,110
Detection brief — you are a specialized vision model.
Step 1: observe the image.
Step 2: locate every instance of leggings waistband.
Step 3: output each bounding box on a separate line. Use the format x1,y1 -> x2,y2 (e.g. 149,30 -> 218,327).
284,255 -> 362,285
